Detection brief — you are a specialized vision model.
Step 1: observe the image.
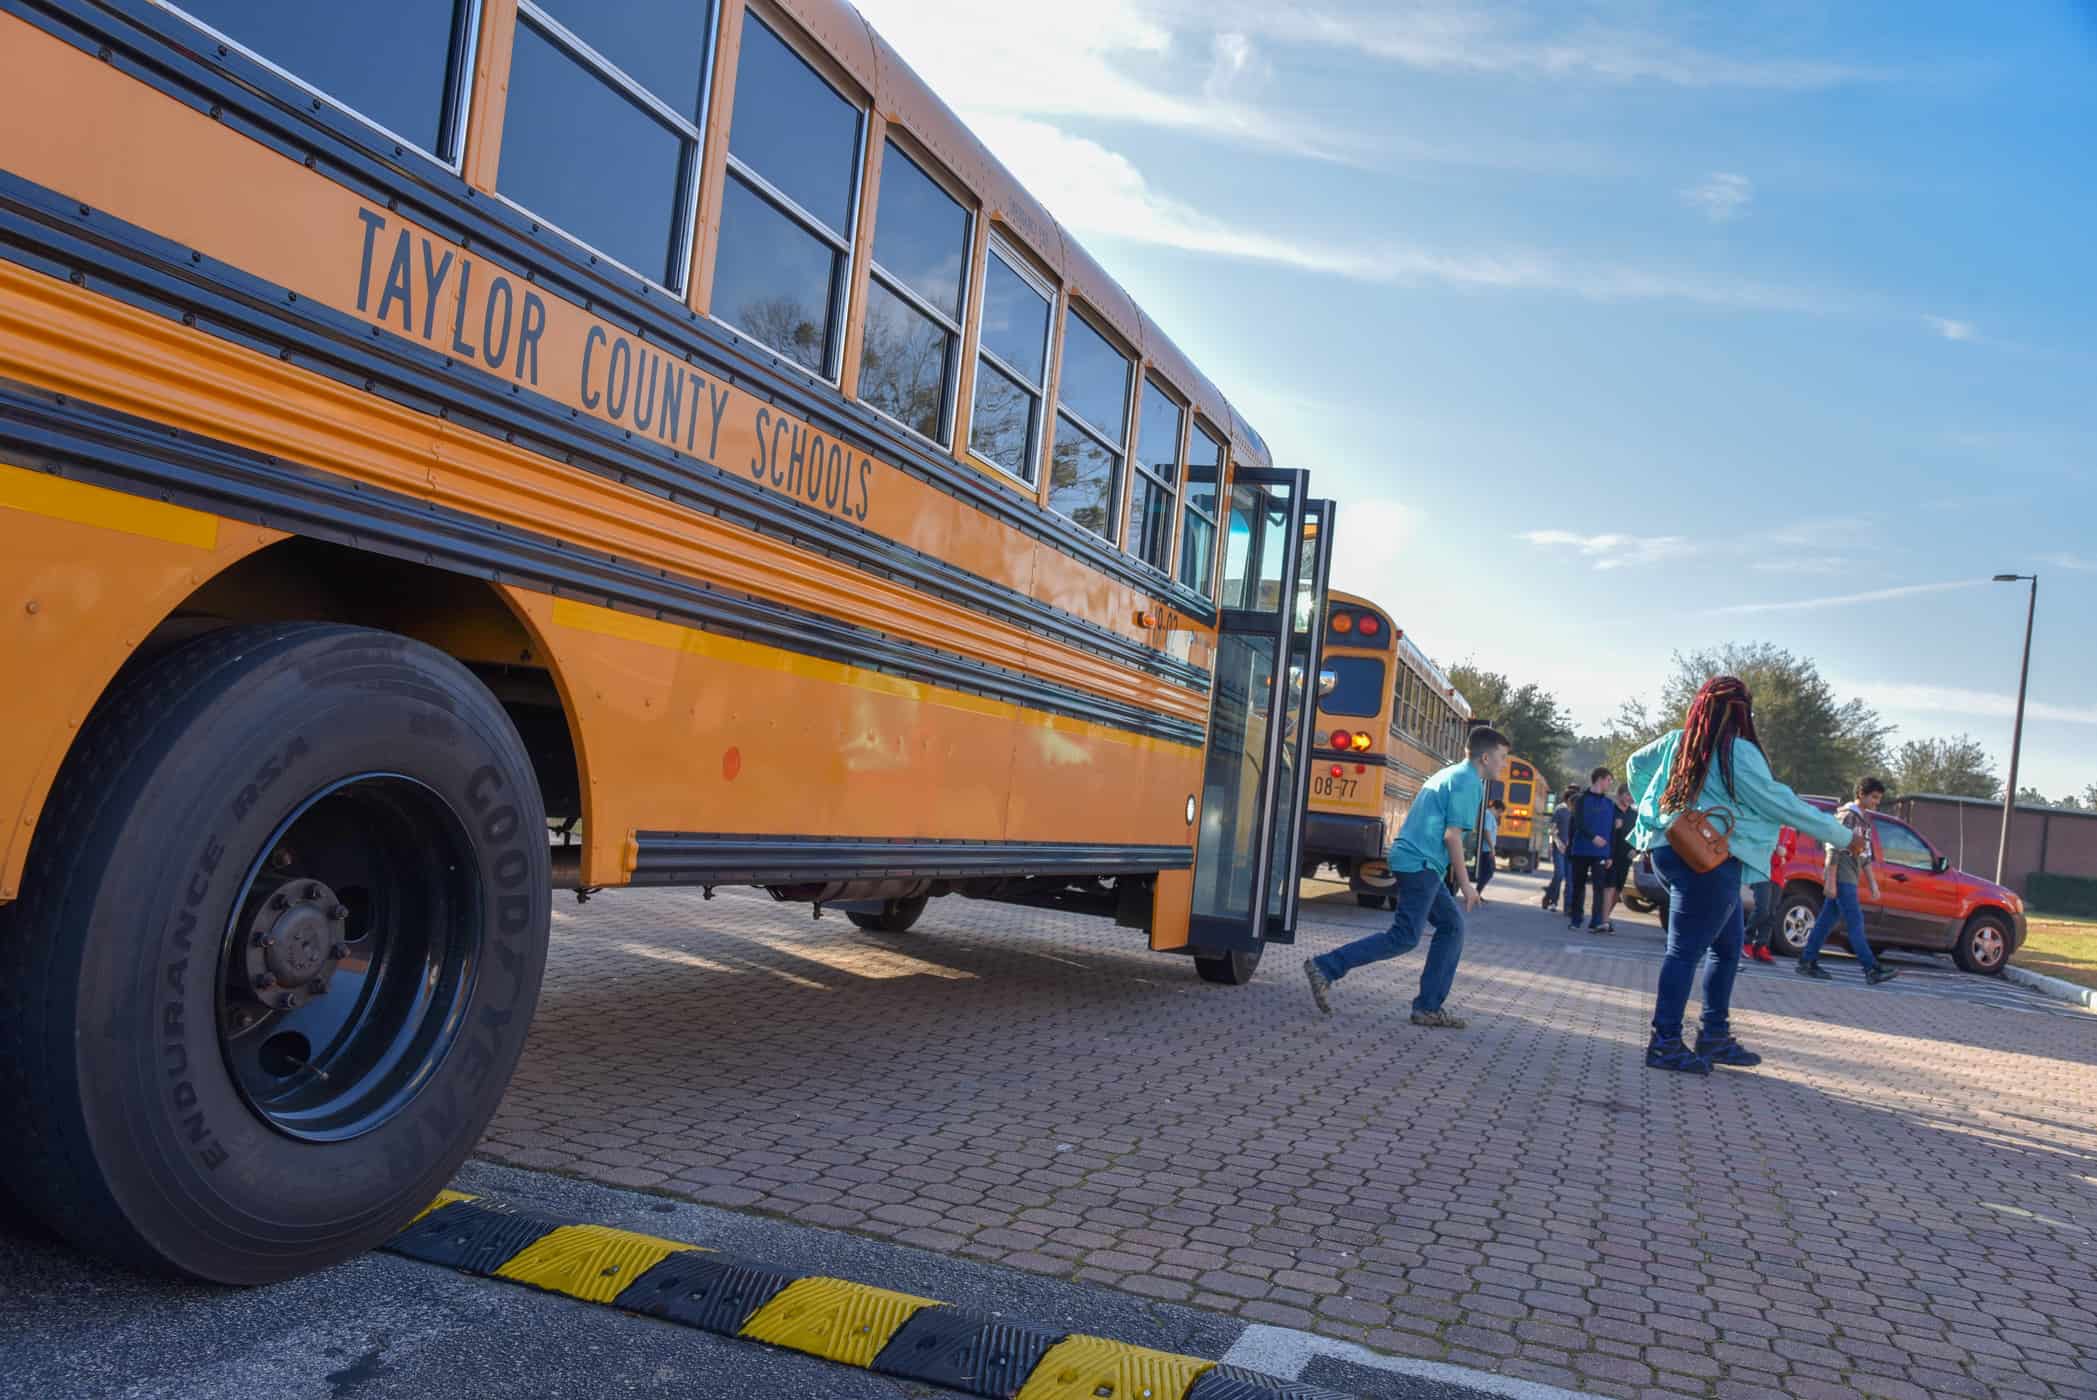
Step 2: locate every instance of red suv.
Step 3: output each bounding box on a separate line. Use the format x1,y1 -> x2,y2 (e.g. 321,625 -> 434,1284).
1768,798 -> 2026,974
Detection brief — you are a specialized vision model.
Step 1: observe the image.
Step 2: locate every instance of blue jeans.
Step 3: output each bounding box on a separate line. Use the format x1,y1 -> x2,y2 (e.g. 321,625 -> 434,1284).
1650,847 -> 1745,1042
1567,856 -> 1607,927
1312,865 -> 1466,1014
1802,882 -> 1880,972
1543,849 -> 1564,905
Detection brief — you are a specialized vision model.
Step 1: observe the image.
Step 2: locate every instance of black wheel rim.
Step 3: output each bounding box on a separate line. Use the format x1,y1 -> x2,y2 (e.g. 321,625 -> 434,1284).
216,774 -> 482,1142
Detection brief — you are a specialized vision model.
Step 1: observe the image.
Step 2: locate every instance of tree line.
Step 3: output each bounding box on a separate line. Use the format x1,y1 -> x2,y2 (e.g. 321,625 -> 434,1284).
1446,644 -> 2094,809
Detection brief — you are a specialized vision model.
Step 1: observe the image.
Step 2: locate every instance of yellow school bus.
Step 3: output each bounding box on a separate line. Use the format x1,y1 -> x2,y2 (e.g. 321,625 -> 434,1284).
0,0 -> 1333,1282
1489,756 -> 1544,872
1301,591 -> 1470,906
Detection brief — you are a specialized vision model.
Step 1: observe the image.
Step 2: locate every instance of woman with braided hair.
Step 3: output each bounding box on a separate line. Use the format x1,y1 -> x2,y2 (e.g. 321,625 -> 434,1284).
1622,676 -> 1863,1074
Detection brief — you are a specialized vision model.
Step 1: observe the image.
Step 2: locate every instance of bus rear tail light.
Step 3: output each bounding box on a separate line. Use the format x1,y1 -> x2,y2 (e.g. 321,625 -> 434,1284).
1330,729 -> 1351,749
1331,613 -> 1353,634
1329,764 -> 1343,778
1357,616 -> 1380,636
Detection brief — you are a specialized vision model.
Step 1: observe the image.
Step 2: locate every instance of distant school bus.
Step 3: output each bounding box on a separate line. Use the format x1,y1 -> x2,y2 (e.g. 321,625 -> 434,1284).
1301,591 -> 1471,906
0,0 -> 1335,1282
1488,757 -> 1545,872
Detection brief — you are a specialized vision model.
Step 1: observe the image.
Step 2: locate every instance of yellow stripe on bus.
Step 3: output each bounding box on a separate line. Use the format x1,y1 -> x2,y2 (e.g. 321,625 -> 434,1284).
0,462 -> 217,550
550,598 -> 1198,755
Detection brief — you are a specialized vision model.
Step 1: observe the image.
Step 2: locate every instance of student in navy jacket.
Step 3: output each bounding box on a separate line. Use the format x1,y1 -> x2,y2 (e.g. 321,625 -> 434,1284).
1566,768 -> 1619,934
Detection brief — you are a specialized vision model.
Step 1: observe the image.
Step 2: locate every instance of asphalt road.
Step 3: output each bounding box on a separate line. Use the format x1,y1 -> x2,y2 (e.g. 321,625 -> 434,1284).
0,1162 -> 1546,1400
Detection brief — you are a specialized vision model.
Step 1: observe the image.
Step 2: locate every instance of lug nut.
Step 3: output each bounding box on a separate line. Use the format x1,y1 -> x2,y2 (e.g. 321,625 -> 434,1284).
306,883 -> 323,900
329,904 -> 348,922
254,973 -> 275,989
257,933 -> 276,950
330,942 -> 350,960
283,992 -> 300,1010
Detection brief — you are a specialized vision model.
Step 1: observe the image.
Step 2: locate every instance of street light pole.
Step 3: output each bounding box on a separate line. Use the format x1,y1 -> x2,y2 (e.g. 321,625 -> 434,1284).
1992,573 -> 2038,886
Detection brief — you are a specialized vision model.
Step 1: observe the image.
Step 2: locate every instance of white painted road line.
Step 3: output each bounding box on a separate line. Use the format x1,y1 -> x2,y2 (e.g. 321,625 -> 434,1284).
1221,1323 -> 1605,1400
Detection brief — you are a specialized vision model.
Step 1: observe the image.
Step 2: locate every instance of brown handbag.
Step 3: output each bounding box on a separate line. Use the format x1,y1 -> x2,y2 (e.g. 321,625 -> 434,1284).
1667,805 -> 1736,874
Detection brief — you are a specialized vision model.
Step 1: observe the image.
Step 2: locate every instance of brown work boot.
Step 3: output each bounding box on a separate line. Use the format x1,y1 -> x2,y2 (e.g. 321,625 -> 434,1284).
1410,1008 -> 1467,1029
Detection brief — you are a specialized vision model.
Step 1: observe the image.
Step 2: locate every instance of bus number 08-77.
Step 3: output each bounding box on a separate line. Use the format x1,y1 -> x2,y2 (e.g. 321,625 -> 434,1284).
1314,774 -> 1358,800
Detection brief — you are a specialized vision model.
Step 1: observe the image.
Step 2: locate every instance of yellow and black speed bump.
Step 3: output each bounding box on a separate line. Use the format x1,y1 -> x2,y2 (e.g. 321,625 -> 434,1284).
871,1306 -> 1064,1396
382,1193 -> 1355,1399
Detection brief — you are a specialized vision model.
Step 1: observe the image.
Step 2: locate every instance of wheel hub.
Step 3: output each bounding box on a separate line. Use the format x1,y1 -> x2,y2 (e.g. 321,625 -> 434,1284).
242,880 -> 350,1012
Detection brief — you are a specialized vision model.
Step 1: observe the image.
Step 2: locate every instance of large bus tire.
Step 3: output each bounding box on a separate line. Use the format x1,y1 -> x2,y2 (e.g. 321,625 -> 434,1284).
846,896 -> 928,933
0,623 -> 550,1283
1194,944 -> 1264,984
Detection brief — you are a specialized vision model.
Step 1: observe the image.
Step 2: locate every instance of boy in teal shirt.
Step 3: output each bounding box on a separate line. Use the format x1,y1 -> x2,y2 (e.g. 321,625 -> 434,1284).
1304,726 -> 1512,1028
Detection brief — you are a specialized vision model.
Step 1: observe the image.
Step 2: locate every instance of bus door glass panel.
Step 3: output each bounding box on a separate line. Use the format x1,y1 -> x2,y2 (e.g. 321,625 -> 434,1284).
1870,816 -> 1960,946
1263,498 -> 1334,942
1190,471 -> 1307,950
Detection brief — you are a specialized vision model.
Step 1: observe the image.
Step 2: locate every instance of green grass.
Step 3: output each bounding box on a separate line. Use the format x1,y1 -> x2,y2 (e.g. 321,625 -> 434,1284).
2019,916 -> 2097,991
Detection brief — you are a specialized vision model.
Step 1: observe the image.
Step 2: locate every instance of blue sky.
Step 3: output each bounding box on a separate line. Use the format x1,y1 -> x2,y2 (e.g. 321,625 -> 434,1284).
852,0 -> 2097,800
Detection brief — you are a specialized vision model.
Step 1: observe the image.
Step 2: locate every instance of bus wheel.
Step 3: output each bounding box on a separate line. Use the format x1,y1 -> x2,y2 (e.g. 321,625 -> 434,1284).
0,624 -> 549,1283
1194,945 -> 1264,984
846,897 -> 928,934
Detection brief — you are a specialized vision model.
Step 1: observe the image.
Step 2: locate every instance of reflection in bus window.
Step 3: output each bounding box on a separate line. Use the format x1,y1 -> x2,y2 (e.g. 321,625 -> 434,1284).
713,18 -> 863,376
1179,423 -> 1222,598
861,142 -> 969,445
1129,378 -> 1182,572
1049,309 -> 1131,540
968,244 -> 1053,483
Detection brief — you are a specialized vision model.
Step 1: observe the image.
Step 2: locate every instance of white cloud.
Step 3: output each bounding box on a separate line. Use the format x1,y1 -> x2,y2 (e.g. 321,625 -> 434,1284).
1926,316 -> 1976,342
1846,681 -> 2097,730
1520,529 -> 1694,570
851,0 -> 1359,162
970,118 -> 1832,311
2043,553 -> 2097,571
1204,31 -> 1265,100
1682,172 -> 1753,223
1166,1 -> 1885,90
1716,579 -> 1985,615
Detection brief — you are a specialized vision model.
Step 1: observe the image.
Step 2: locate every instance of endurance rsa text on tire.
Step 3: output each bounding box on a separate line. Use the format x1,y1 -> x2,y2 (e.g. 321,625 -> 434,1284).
846,896 -> 928,933
0,623 -> 551,1283
1195,943 -> 1264,984
1954,912 -> 2012,976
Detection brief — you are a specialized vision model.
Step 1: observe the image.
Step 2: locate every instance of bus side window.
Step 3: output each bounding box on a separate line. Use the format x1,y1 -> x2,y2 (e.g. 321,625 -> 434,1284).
1178,422 -> 1224,598
712,16 -> 867,378
499,1 -> 714,291
1049,307 -> 1133,542
861,140 -> 972,448
173,0 -> 477,163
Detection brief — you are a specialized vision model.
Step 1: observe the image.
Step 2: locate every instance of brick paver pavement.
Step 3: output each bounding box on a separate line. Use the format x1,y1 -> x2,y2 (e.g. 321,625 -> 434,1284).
479,877 -> 2097,1400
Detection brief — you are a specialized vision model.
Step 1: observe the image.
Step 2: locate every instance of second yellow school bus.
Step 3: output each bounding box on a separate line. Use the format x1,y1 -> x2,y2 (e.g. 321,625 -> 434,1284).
0,0 -> 1334,1283
1302,591 -> 1471,905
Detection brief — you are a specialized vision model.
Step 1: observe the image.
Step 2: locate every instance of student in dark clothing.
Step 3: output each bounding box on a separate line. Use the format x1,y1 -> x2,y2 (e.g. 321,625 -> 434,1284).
1476,799 -> 1504,894
1540,784 -> 1578,910
1567,768 -> 1617,934
1595,785 -> 1636,932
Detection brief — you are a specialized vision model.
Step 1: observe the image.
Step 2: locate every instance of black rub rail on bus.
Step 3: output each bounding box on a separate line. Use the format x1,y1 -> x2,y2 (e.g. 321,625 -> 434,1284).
1,381 -> 1210,749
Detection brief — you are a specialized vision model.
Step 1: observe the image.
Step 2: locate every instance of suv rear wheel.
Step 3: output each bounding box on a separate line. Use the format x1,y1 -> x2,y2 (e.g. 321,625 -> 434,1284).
1772,889 -> 1822,958
1954,912 -> 2012,976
